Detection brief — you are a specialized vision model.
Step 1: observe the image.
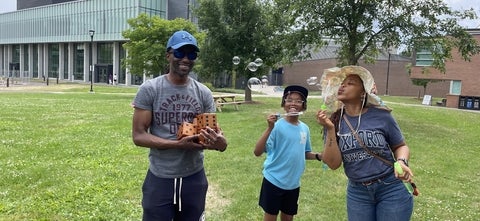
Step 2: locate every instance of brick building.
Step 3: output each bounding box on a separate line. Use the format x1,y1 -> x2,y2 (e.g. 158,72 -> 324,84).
282,42 -> 450,98
410,29 -> 480,109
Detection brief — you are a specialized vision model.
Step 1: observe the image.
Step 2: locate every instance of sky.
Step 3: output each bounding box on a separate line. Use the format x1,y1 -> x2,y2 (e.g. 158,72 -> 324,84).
0,0 -> 16,14
0,0 -> 478,27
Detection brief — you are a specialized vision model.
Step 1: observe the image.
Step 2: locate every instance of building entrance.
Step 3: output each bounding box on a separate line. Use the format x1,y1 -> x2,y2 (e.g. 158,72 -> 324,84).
94,64 -> 113,84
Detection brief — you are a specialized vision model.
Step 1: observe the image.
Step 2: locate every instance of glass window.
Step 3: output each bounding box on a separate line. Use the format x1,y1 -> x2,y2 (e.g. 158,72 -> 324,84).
74,43 -> 85,81
48,44 -> 60,78
63,44 -> 69,79
415,49 -> 433,66
97,43 -> 113,64
450,80 -> 461,95
33,44 -> 39,78
23,44 -> 29,71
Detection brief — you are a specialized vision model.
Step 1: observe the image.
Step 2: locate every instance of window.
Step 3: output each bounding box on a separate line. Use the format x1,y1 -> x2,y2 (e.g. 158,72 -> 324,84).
415,49 -> 433,66
450,80 -> 461,95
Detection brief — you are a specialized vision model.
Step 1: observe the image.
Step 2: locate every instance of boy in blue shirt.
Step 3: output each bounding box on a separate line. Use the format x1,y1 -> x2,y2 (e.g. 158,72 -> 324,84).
254,85 -> 322,221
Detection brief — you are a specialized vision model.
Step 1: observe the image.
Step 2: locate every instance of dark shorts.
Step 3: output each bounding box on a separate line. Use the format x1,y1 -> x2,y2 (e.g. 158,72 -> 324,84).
259,177 -> 299,216
142,169 -> 208,221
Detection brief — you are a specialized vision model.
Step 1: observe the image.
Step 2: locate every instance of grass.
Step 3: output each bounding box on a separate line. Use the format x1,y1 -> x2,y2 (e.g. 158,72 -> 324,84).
0,84 -> 479,220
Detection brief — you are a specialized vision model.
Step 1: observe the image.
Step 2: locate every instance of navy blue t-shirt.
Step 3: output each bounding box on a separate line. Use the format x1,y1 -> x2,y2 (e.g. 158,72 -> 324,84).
329,107 -> 404,182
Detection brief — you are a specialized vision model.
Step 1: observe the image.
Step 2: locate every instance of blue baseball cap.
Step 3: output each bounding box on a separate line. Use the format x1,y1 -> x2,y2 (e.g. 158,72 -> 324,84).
166,30 -> 199,52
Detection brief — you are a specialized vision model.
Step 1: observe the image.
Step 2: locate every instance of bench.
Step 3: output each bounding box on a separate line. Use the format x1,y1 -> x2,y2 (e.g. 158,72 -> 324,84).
213,94 -> 244,112
436,98 -> 447,106
216,101 -> 244,112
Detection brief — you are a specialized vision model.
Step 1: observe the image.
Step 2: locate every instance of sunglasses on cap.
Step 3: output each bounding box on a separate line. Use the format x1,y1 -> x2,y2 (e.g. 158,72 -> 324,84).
170,49 -> 198,60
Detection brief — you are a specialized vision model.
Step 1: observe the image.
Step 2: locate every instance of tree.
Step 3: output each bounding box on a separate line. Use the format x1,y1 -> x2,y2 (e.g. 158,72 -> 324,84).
196,0 -> 264,102
195,0 -> 302,101
412,78 -> 436,98
272,0 -> 479,71
406,63 -> 440,98
122,14 -> 203,77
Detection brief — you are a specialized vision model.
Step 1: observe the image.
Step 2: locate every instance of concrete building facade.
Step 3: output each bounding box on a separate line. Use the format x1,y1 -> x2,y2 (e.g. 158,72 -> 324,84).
17,0 -> 76,10
0,0 -> 195,86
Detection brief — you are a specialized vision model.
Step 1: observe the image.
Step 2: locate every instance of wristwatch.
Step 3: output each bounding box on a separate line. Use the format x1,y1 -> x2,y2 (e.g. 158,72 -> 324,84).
397,158 -> 409,167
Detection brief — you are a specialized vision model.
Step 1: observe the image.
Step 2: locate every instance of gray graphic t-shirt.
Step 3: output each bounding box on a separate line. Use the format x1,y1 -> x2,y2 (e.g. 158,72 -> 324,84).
133,75 -> 215,178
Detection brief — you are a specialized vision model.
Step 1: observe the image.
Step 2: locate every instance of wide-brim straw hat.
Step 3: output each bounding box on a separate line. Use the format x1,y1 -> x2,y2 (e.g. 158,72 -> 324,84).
320,66 -> 386,112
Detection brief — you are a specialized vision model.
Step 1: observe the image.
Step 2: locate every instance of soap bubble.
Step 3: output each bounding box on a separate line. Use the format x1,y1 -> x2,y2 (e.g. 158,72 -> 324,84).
247,77 -> 262,91
232,56 -> 240,65
247,62 -> 258,72
306,76 -> 318,86
254,58 -> 263,67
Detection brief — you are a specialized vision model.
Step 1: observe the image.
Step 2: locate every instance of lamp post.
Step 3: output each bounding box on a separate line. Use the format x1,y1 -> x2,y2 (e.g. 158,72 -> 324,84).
89,29 -> 95,93
385,52 -> 391,95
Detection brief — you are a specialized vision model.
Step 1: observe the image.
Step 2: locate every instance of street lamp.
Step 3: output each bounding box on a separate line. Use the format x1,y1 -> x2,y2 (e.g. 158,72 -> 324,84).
89,29 -> 95,93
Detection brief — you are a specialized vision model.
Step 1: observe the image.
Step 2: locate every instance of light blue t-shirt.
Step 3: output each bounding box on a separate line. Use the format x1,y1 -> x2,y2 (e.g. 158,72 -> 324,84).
132,75 -> 215,178
263,118 -> 312,190
335,107 -> 404,182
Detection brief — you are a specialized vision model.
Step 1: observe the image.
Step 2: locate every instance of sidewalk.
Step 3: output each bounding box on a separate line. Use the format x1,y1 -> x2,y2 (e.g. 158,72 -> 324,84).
250,85 -> 284,97
250,85 -> 322,99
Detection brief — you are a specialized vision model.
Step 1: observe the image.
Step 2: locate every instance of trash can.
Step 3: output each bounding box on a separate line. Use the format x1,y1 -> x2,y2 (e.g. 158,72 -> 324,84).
458,96 -> 466,109
466,97 -> 473,109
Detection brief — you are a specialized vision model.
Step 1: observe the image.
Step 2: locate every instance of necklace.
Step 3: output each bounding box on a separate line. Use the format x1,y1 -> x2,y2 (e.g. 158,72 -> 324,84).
337,106 -> 362,136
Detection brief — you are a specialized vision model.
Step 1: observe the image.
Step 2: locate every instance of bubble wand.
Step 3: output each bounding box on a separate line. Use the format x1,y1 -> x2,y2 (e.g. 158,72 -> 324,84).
275,112 -> 304,118
394,161 -> 419,196
307,75 -> 332,171
320,79 -> 331,111
320,80 -> 332,171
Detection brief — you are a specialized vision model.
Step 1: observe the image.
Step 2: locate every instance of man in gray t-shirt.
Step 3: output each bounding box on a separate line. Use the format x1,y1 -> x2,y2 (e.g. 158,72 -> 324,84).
131,30 -> 228,221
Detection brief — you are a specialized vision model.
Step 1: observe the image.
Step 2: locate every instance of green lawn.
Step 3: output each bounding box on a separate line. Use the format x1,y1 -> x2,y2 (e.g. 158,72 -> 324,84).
0,84 -> 479,220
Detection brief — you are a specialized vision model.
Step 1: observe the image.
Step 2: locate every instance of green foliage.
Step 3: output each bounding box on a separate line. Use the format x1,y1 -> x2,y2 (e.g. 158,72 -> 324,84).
203,82 -> 214,91
122,14 -> 203,76
1,85 -> 479,220
196,0 -> 267,77
272,0 -> 480,70
195,0 -> 305,101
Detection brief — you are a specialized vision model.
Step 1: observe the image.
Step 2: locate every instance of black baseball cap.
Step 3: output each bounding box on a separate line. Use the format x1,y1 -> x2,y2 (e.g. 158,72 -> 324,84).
283,85 -> 308,99
282,85 -> 308,109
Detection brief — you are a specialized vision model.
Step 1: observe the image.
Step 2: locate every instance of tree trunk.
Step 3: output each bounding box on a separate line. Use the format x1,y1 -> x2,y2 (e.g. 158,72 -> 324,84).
245,85 -> 252,102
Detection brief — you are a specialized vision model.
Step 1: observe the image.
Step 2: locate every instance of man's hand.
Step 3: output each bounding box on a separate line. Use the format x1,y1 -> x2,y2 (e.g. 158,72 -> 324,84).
199,126 -> 227,152
178,134 -> 204,150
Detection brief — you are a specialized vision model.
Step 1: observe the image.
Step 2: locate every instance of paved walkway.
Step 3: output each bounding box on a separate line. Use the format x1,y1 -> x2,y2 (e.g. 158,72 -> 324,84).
250,85 -> 323,99
250,85 -> 284,97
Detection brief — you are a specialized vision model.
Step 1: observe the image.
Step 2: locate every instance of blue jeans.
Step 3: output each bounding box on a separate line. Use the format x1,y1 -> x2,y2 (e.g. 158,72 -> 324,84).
347,173 -> 413,221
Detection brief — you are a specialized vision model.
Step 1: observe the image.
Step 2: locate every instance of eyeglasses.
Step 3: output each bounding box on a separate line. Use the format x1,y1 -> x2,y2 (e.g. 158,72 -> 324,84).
284,99 -> 304,104
170,49 -> 197,60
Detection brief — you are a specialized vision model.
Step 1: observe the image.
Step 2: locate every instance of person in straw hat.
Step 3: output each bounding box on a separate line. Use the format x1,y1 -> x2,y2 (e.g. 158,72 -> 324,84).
316,66 -> 414,221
